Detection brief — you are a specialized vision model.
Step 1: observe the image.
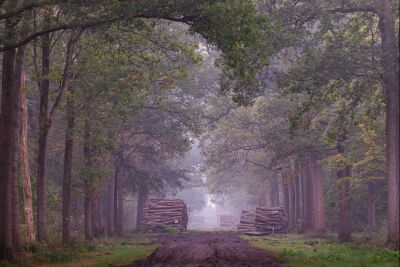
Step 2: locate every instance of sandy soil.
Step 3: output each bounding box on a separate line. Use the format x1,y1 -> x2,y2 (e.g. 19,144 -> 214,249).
124,231 -> 282,267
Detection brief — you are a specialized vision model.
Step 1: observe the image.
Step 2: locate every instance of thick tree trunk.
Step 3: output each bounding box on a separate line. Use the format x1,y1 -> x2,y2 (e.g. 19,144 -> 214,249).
309,161 -> 315,229
288,178 -> 296,230
281,173 -> 290,217
379,0 -> 399,246
84,196 -> 93,241
11,164 -> 22,251
19,68 -> 35,243
269,178 -> 279,207
301,163 -> 313,232
83,119 -> 93,241
259,182 -> 268,207
62,88 -> 75,244
92,194 -> 105,238
36,17 -> 51,241
294,174 -> 302,232
0,22 -> 17,259
337,165 -> 352,242
117,185 -> 124,234
136,183 -> 149,227
367,182 -> 377,231
7,45 -> 25,251
312,159 -> 325,234
107,164 -> 117,236
114,164 -> 119,233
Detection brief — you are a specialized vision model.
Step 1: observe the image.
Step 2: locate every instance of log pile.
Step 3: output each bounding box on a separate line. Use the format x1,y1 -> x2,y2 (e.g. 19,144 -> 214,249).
237,211 -> 257,233
237,207 -> 288,234
143,199 -> 188,230
255,207 -> 288,234
218,214 -> 237,228
189,215 -> 205,228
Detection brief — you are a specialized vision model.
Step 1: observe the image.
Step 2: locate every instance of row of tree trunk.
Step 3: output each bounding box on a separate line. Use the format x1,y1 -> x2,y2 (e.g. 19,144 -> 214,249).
0,20 -> 128,257
280,157 -> 325,235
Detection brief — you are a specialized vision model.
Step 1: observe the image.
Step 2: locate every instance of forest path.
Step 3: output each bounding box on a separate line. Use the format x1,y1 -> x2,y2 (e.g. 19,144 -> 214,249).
124,231 -> 282,267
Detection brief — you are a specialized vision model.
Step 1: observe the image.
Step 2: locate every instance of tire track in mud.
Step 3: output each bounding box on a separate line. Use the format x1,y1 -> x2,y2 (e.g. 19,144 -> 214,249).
125,231 -> 282,267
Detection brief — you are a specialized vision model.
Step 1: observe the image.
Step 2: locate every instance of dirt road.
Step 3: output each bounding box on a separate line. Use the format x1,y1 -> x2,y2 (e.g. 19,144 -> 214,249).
125,231 -> 282,267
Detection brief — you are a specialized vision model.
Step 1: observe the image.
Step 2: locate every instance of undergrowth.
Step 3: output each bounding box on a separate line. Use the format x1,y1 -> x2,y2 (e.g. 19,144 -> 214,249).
0,235 -> 158,267
246,234 -> 400,267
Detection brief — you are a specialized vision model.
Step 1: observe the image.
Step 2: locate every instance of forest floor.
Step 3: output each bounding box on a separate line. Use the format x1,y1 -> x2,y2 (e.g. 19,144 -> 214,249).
125,231 -> 281,267
246,233 -> 400,267
1,231 -> 399,267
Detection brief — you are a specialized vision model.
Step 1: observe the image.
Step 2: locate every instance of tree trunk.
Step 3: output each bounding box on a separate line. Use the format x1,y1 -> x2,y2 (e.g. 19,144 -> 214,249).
337,164 -> 352,242
367,182 -> 377,231
269,178 -> 279,207
84,196 -> 93,241
312,158 -> 325,234
114,163 -> 119,233
281,172 -> 290,217
288,178 -> 296,230
136,183 -> 149,227
107,163 -> 117,236
92,194 -> 105,238
7,44 -> 25,251
259,182 -> 268,207
11,163 -> 22,251
36,15 -> 51,241
0,18 -> 21,257
379,0 -> 400,246
62,87 -> 75,244
83,119 -> 93,241
117,184 -> 124,234
294,174 -> 302,232
309,161 -> 315,229
301,163 -> 313,232
19,67 -> 35,243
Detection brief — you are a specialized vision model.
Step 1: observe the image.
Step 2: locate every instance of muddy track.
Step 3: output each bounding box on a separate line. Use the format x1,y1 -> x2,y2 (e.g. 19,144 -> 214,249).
125,231 -> 282,267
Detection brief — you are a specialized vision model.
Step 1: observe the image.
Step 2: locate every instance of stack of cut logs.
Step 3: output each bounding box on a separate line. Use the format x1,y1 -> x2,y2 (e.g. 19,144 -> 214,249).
255,207 -> 288,234
143,199 -> 188,230
237,211 -> 257,233
237,207 -> 288,234
189,215 -> 205,228
218,214 -> 237,228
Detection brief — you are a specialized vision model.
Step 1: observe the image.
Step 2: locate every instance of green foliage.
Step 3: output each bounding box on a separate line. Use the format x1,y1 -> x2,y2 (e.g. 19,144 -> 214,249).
247,234 -> 400,267
33,236 -> 94,263
90,244 -> 157,267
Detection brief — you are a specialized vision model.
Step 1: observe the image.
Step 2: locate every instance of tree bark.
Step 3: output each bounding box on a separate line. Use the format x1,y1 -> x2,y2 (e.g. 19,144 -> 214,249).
83,119 -> 93,241
378,0 -> 399,246
294,174 -> 302,232
136,183 -> 149,227
117,185 -> 124,234
367,182 -> 377,231
84,196 -> 93,241
107,163 -> 117,236
11,161 -> 22,251
281,172 -> 290,217
288,177 -> 296,230
92,194 -> 105,238
19,66 -> 35,243
114,163 -> 119,233
337,165 -> 352,242
62,87 -> 75,244
36,14 -> 51,242
258,182 -> 268,207
269,178 -> 279,207
0,19 -> 17,258
6,43 -> 26,251
301,163 -> 313,232
312,158 -> 325,234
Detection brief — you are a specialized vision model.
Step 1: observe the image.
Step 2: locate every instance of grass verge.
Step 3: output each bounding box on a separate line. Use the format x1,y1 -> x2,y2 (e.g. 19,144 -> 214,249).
0,237 -> 158,267
244,234 -> 399,267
